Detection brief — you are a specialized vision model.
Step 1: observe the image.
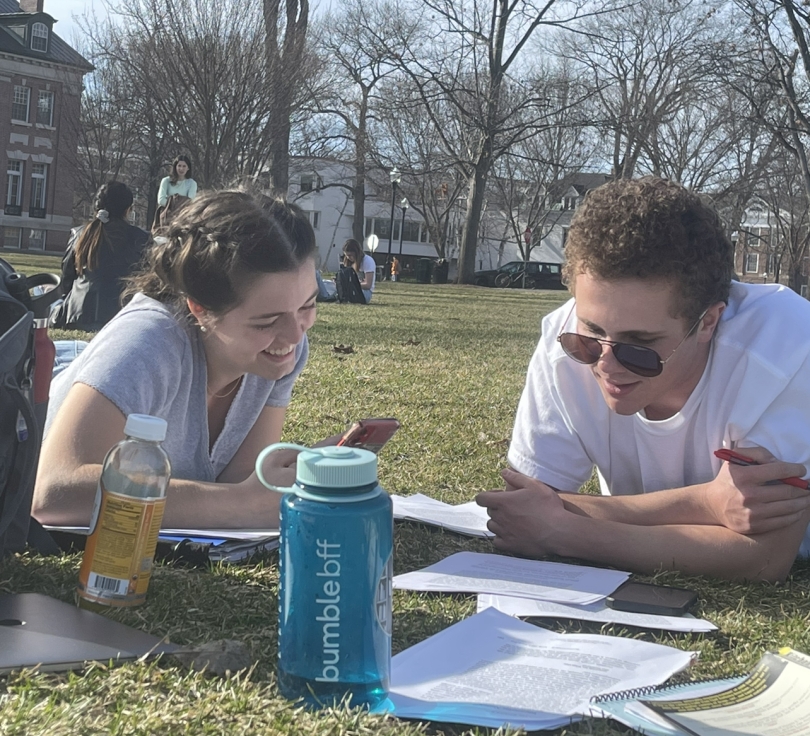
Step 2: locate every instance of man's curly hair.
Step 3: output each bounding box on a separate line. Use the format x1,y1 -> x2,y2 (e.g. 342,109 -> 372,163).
562,177 -> 734,323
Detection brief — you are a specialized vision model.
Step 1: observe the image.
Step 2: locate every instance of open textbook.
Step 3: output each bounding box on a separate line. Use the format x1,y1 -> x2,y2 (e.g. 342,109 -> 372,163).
386,607 -> 696,730
634,649 -> 810,736
391,493 -> 492,537
393,551 -> 629,605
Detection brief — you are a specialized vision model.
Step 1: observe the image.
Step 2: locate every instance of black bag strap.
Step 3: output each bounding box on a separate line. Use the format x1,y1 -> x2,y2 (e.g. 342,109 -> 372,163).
0,373 -> 39,539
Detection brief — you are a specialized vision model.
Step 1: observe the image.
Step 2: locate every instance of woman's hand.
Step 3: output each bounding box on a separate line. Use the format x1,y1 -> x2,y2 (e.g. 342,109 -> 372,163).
311,432 -> 345,448
250,446 -> 299,491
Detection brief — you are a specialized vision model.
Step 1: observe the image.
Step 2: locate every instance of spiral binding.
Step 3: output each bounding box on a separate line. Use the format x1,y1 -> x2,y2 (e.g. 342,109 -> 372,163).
590,674 -> 743,704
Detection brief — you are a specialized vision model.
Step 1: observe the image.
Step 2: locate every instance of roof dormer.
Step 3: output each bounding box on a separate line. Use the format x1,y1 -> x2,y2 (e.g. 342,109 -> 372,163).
31,20 -> 48,52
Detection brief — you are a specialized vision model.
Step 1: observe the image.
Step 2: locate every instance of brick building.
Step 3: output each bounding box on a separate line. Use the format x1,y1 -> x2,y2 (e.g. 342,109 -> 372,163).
0,0 -> 91,252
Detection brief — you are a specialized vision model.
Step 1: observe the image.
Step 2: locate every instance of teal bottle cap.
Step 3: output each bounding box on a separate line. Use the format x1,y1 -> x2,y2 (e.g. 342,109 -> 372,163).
296,446 -> 378,492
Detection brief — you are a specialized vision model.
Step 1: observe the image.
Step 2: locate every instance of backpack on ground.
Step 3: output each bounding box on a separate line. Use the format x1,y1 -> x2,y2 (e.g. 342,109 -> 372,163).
335,266 -> 367,304
0,258 -> 61,556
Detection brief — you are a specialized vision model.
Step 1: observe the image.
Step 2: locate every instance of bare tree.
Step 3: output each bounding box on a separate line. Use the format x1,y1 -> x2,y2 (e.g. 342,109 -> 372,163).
719,0 -> 810,292
758,150 -> 810,291
86,0 -> 286,195
564,0 -> 719,180
489,66 -> 597,267
263,0 -> 311,192
378,85 -> 468,258
303,0 -> 415,243
376,0 -> 587,283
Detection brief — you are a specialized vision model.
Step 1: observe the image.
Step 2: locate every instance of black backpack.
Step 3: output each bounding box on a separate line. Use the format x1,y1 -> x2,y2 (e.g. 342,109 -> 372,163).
335,265 -> 368,304
0,258 -> 60,556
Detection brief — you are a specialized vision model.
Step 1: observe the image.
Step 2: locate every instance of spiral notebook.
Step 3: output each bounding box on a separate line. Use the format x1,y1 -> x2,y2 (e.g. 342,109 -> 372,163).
589,675 -> 746,735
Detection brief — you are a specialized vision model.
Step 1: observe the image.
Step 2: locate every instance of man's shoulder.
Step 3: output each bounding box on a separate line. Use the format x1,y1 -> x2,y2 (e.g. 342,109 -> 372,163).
113,295 -> 188,341
717,282 -> 810,380
723,282 -> 810,338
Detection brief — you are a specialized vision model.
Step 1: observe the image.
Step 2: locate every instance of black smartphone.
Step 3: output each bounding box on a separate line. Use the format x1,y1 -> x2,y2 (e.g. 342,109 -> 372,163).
606,581 -> 697,617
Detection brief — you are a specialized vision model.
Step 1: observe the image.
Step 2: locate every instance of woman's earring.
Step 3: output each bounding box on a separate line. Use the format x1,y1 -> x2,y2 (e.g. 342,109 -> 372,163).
199,323 -> 207,333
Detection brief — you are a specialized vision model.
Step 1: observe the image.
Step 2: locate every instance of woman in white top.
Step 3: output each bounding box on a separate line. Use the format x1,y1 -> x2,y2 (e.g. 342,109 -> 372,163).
341,238 -> 376,302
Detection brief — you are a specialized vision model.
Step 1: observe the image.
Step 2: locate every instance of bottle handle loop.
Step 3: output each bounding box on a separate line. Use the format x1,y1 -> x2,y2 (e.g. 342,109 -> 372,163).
255,442 -> 309,493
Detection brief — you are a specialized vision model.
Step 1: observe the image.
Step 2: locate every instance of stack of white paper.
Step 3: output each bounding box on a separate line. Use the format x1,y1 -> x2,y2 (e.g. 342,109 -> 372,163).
391,494 -> 492,537
387,607 -> 696,730
478,594 -> 718,633
393,551 -> 629,605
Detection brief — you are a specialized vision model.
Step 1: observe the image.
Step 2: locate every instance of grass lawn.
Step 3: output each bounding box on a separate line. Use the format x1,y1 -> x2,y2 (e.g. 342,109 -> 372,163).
3,252 -> 810,735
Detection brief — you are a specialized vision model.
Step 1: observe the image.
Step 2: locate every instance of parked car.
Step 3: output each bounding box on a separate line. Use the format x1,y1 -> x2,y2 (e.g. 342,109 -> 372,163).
474,261 -> 565,289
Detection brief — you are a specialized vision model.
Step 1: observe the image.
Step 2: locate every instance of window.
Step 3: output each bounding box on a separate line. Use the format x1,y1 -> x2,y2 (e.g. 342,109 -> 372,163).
767,253 -> 778,274
12,86 -> 30,122
401,220 -> 421,242
745,253 -> 759,273
37,91 -> 53,126
3,227 -> 21,249
6,161 -> 23,214
747,227 -> 769,247
31,23 -> 48,52
29,163 -> 47,216
28,229 -> 46,250
305,211 -> 320,229
299,174 -> 321,192
9,25 -> 26,42
802,285 -> 808,298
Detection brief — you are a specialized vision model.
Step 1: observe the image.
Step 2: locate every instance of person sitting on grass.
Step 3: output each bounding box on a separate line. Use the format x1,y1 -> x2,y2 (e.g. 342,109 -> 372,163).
477,176 -> 810,582
33,189 -> 320,529
56,181 -> 149,331
342,238 -> 376,302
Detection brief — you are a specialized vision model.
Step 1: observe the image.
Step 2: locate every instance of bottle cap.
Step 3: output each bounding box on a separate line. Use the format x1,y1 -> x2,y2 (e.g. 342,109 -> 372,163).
296,446 -> 378,494
124,414 -> 167,442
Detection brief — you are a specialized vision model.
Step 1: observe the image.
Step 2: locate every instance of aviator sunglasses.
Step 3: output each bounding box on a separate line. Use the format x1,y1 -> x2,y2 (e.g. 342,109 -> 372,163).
556,304 -> 708,378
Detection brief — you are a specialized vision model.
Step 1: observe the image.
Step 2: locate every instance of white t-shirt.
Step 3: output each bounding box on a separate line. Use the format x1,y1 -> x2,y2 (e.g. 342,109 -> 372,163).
508,281 -> 810,556
361,254 -> 377,291
360,256 -> 377,291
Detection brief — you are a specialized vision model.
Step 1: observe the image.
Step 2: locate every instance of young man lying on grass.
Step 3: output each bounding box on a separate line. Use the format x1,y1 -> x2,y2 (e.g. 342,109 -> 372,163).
477,177 -> 810,582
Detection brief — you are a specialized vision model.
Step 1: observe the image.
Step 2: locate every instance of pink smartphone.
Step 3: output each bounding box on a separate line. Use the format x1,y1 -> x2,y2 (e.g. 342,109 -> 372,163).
336,418 -> 400,454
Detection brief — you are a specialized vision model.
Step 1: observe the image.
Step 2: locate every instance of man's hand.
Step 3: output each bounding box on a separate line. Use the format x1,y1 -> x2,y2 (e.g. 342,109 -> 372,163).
706,447 -> 810,534
475,469 -> 568,558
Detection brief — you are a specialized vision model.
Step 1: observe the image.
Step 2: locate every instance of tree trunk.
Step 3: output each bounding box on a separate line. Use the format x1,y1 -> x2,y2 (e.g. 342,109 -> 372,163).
458,157 -> 491,283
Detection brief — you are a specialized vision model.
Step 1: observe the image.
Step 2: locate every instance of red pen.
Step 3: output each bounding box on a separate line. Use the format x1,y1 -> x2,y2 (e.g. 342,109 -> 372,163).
714,449 -> 810,490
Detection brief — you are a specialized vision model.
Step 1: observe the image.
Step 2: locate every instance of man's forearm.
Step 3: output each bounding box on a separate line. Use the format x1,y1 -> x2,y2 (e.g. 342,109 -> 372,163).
560,484 -> 713,526
551,512 -> 798,582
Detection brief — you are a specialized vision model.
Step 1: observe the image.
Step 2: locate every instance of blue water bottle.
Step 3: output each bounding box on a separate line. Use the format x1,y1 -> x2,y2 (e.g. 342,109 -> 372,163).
255,444 -> 393,709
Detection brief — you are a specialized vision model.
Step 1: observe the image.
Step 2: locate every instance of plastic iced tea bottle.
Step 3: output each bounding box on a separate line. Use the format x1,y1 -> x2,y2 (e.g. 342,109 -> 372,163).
77,414 -> 171,611
255,444 -> 393,710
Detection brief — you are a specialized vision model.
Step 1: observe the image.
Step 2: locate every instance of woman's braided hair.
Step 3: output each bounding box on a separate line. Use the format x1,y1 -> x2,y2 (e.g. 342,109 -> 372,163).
125,189 -> 316,315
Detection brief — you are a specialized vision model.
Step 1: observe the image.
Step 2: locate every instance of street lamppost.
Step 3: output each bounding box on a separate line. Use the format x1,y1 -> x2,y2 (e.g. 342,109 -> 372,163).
397,197 -> 409,257
385,167 -> 401,279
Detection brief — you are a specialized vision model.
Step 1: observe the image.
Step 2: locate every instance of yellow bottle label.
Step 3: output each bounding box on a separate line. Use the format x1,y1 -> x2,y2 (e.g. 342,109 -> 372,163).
77,481 -> 166,608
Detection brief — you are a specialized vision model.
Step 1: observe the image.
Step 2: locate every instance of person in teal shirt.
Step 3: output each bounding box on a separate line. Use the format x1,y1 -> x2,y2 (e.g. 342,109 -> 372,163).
157,155 -> 198,207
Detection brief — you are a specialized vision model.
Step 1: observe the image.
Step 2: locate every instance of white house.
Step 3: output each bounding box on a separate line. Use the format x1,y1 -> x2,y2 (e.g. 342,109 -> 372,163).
287,157 -> 437,273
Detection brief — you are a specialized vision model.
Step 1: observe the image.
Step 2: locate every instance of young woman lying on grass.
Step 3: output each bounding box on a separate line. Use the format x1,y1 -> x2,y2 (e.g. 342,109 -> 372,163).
33,189 -> 320,529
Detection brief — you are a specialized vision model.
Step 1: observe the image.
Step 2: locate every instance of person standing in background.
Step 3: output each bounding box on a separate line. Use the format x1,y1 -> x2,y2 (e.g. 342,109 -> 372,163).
391,257 -> 401,282
154,155 -> 198,230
